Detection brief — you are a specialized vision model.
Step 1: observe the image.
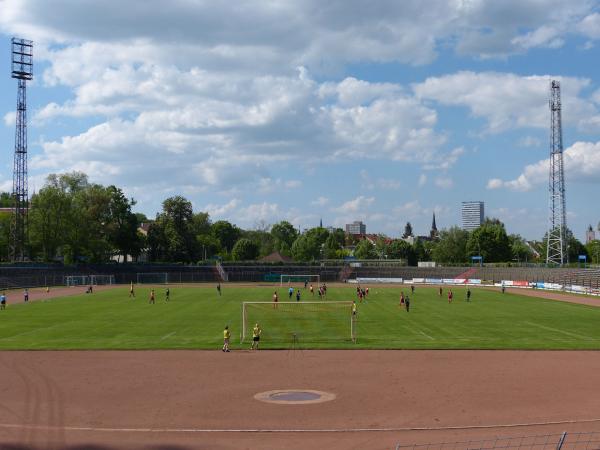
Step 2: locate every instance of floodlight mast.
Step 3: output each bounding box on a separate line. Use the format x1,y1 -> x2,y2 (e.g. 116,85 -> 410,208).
546,80 -> 567,266
10,38 -> 33,262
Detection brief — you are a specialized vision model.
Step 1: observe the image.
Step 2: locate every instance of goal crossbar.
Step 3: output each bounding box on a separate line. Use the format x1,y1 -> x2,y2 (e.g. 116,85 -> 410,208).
280,274 -> 320,286
241,301 -> 354,345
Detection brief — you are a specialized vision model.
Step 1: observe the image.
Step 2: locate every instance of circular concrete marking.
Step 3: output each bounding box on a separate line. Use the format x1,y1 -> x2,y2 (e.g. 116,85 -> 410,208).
254,389 -> 336,405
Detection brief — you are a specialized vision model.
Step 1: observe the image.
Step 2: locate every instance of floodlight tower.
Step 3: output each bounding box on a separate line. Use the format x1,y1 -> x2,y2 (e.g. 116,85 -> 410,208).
546,80 -> 567,266
9,38 -> 33,261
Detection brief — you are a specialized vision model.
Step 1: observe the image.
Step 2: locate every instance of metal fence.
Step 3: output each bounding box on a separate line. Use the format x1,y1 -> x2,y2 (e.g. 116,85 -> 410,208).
395,432 -> 600,450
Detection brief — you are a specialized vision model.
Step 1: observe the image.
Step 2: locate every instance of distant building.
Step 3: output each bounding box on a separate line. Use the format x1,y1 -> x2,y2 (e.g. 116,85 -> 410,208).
461,201 -> 484,231
430,212 -> 439,239
345,220 -> 366,235
586,225 -> 596,244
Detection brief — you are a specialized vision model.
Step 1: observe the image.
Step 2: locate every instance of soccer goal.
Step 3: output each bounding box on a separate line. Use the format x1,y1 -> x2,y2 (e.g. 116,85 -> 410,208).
241,301 -> 355,344
280,274 -> 320,286
65,275 -> 90,287
90,274 -> 115,285
136,272 -> 169,284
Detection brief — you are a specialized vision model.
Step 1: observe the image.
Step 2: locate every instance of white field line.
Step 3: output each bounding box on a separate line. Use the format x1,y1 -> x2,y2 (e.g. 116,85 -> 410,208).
523,321 -> 593,340
160,331 -> 177,340
2,417 -> 600,434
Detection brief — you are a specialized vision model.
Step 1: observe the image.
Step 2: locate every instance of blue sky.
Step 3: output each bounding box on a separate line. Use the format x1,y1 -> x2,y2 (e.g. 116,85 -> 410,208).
1,0 -> 600,241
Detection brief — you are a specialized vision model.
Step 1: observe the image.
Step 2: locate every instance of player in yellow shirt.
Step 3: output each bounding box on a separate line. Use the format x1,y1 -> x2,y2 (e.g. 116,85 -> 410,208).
129,281 -> 135,298
251,323 -> 262,350
352,300 -> 357,317
222,325 -> 231,352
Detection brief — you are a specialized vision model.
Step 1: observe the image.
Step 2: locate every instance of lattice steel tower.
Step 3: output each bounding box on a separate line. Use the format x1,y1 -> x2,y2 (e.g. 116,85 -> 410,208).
9,38 -> 33,261
546,80 -> 567,266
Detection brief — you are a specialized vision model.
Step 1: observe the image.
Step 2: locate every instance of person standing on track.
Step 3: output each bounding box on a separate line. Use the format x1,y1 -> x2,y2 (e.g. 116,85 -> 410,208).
222,325 -> 231,352
24,288 -> 29,303
251,323 -> 261,350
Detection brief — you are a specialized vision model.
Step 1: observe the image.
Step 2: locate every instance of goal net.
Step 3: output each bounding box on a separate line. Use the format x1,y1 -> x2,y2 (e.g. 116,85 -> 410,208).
241,301 -> 355,344
90,275 -> 115,285
136,272 -> 168,284
280,274 -> 320,286
65,275 -> 89,287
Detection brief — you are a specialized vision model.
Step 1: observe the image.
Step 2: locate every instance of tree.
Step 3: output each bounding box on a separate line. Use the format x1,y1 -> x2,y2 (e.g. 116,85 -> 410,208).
586,240 -> 600,264
387,239 -> 415,263
271,221 -> 298,252
466,219 -> 511,263
157,196 -> 196,262
432,227 -> 469,264
231,238 -> 259,261
212,220 -> 242,254
291,233 -> 321,261
509,234 -> 534,263
354,239 -> 378,259
105,186 -> 141,262
402,222 -> 413,239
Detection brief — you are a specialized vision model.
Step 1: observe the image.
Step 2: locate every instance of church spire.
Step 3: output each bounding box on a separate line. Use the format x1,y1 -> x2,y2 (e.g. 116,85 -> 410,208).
430,212 -> 438,239
320,218 -> 323,228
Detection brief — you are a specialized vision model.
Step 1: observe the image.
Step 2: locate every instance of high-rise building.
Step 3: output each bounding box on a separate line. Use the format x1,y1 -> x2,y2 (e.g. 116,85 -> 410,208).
461,201 -> 484,231
586,225 -> 596,244
345,220 -> 366,235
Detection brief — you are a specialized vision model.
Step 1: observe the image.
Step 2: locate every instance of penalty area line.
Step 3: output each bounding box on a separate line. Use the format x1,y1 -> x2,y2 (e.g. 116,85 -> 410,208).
2,417 -> 600,434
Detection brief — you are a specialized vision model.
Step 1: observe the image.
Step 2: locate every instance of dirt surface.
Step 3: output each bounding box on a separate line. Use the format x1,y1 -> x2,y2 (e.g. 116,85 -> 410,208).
1,350 -> 600,450
502,287 -> 600,307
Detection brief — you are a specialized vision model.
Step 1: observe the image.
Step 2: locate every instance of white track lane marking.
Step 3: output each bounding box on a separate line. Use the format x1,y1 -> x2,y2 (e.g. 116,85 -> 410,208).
1,417 -> 600,433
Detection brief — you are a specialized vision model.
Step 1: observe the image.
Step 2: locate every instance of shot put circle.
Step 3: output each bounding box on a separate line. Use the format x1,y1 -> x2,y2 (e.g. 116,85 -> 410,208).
254,389 -> 336,405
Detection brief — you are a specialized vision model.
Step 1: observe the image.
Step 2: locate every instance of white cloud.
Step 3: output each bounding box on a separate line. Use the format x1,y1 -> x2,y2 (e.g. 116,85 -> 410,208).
487,140 -> 600,191
332,196 -> 375,214
3,112 -> 16,127
311,196 -> 329,207
435,178 -> 454,189
578,13 -> 600,39
418,174 -> 427,187
414,72 -> 599,133
205,199 -> 240,218
517,136 -> 542,148
423,147 -> 465,170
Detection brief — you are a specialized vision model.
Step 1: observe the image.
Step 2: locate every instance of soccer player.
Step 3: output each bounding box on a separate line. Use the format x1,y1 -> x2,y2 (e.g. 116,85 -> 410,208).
223,325 -> 231,352
165,287 -> 170,302
310,284 -> 314,296
296,289 -> 301,302
149,289 -> 155,304
318,288 -> 322,300
399,292 -> 405,306
352,300 -> 357,318
322,283 -> 327,296
272,291 -> 278,308
501,284 -> 506,294
46,286 -> 50,294
365,287 -> 369,297
358,289 -> 363,303
405,295 -> 410,312
439,286 -> 443,297
411,285 -> 415,294
217,283 -> 222,296
0,292 -> 6,310
448,290 -> 453,303
129,281 -> 135,298
304,280 -> 308,289
24,288 -> 29,303
251,323 -> 261,350
466,288 -> 471,302
288,286 -> 293,299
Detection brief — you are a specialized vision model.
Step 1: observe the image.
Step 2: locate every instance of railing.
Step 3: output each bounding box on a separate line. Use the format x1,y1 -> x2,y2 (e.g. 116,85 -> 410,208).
395,431 -> 600,450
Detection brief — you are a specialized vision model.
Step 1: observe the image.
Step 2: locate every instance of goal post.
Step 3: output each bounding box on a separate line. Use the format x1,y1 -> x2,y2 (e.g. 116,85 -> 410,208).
280,274 -> 320,286
90,274 -> 115,285
241,301 -> 355,345
64,275 -> 89,287
136,272 -> 169,284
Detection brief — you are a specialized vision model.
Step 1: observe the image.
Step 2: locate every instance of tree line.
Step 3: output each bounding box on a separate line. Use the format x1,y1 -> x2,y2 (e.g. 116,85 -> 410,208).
0,172 -> 594,265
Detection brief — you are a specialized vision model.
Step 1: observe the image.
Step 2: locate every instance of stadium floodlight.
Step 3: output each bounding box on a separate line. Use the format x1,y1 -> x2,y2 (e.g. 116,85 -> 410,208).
241,301 -> 355,344
136,272 -> 168,284
280,274 -> 320,286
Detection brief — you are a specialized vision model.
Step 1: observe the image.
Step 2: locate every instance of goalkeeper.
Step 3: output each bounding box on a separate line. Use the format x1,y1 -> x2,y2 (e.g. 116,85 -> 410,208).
251,323 -> 262,350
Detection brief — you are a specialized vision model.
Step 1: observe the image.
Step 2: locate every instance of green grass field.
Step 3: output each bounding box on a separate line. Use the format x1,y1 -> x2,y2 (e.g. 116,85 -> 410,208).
1,284 -> 600,350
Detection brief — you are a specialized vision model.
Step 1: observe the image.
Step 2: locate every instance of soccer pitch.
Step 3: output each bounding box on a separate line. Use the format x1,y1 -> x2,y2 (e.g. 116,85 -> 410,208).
1,285 -> 600,350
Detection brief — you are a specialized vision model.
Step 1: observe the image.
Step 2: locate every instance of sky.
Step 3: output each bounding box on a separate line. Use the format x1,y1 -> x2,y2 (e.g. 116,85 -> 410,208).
1,0 -> 600,241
